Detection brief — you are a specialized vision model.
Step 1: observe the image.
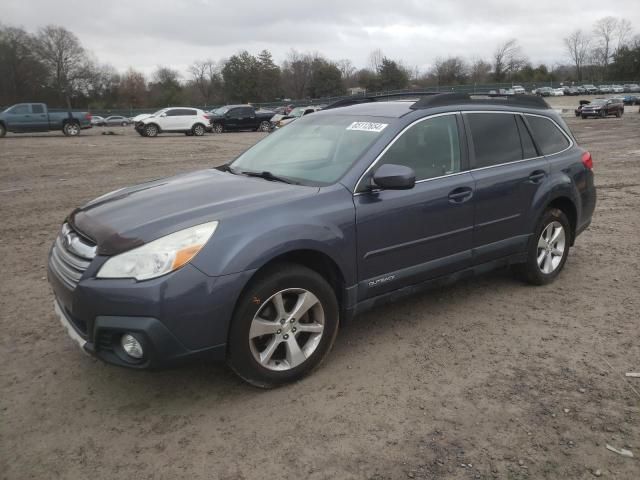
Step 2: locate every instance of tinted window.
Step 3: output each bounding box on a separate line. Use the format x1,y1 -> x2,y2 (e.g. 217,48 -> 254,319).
466,113 -> 522,168
239,107 -> 254,116
516,115 -> 538,158
176,109 -> 197,116
9,105 -> 30,114
378,114 -> 461,181
32,104 -> 44,114
526,116 -> 570,155
165,109 -> 179,117
227,108 -> 242,118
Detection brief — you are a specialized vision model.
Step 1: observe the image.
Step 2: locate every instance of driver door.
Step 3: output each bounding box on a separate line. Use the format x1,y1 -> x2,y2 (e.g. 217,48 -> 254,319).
354,113 -> 475,300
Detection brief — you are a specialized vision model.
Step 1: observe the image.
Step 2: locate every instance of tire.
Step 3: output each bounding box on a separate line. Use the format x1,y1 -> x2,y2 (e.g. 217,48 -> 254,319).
581,115 -> 587,119
121,121 -> 128,126
192,123 -> 206,136
600,109 -> 606,118
227,263 -> 340,388
63,122 -> 81,136
257,121 -> 271,132
212,123 -> 223,134
0,123 -> 5,137
515,208 -> 571,286
144,124 -> 159,137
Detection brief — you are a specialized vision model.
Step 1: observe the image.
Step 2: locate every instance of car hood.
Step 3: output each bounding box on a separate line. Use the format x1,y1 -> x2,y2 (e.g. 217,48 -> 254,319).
69,169 -> 317,255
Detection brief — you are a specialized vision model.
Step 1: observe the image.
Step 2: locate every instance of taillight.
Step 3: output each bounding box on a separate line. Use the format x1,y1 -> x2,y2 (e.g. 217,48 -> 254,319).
581,151 -> 593,170
203,114 -> 210,120
85,113 -> 92,120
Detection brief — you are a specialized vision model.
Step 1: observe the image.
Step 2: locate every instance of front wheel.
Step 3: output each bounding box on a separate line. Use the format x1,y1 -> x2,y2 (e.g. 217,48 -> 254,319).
144,124 -> 159,137
212,123 -> 223,134
257,121 -> 271,132
63,122 -> 80,136
227,264 -> 339,388
0,123 -> 6,137
515,208 -> 571,285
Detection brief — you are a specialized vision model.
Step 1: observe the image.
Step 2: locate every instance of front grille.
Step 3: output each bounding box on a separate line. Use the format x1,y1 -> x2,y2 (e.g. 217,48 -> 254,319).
49,223 -> 96,291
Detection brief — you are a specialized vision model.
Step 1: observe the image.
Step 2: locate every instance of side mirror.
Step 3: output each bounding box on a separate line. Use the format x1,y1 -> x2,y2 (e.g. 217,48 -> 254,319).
371,164 -> 415,190
160,113 -> 167,117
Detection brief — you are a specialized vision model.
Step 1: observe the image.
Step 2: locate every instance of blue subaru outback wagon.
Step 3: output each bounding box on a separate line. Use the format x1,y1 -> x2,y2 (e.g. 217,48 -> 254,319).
48,93 -> 596,387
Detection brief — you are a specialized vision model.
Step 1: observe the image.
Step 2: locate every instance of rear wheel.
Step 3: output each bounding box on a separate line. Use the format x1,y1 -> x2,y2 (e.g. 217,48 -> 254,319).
63,122 -> 80,136
192,123 -> 206,136
227,264 -> 339,388
212,123 -> 223,134
144,124 -> 159,137
257,121 -> 271,132
515,208 -> 571,285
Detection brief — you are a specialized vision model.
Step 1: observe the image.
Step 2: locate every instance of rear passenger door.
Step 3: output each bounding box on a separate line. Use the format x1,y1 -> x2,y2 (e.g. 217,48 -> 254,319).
464,112 -> 549,264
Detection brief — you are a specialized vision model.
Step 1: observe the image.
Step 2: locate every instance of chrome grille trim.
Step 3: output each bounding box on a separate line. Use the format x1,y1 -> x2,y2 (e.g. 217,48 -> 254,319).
49,223 -> 96,290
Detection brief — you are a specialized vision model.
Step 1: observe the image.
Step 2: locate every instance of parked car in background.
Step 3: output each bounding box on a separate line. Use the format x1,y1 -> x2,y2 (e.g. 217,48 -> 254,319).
0,103 -> 91,137
47,92 -> 596,387
576,86 -> 586,94
574,100 -> 591,117
623,84 -> 640,93
271,106 -> 320,129
551,88 -> 565,96
563,86 -> 579,96
104,115 -> 130,126
610,85 -> 624,93
512,85 -> 525,94
91,115 -> 105,126
135,107 -> 211,137
621,95 -> 639,105
580,98 -> 624,118
209,105 -> 273,133
582,84 -> 598,94
536,87 -> 554,97
598,85 -> 612,93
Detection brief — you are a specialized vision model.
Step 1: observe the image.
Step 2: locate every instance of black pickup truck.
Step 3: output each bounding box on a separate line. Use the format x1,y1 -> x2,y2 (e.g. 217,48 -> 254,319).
0,103 -> 92,137
208,105 -> 273,133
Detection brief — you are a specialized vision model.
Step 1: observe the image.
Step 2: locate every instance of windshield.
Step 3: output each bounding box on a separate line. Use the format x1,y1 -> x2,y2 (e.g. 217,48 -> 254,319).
591,99 -> 606,105
213,107 -> 230,115
289,107 -> 306,117
230,114 -> 391,186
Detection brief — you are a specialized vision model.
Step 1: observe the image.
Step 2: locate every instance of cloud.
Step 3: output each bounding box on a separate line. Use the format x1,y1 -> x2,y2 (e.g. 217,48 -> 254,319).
4,0 -> 639,76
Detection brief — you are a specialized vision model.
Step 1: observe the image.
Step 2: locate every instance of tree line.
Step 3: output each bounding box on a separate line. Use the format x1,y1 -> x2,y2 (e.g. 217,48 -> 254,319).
1,17 -> 638,110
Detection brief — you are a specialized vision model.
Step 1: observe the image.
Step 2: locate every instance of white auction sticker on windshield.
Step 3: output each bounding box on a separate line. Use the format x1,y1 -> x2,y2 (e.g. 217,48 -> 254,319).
346,121 -> 388,133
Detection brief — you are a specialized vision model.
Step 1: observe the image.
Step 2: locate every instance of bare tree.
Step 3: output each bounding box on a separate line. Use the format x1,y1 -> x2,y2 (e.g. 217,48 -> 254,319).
368,48 -> 384,72
189,59 -> 220,105
493,39 -> 527,82
615,18 -> 633,53
432,56 -> 467,85
469,58 -> 492,84
35,25 -> 90,108
281,49 -> 314,99
564,30 -> 591,81
593,16 -> 618,77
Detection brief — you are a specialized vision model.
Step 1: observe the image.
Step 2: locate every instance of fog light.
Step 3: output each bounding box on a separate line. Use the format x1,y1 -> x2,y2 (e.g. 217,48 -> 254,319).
121,333 -> 144,359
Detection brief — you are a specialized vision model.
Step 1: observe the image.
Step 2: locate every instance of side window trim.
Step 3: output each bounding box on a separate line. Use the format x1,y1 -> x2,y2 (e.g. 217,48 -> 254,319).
515,114 -> 540,158
354,112 -> 464,193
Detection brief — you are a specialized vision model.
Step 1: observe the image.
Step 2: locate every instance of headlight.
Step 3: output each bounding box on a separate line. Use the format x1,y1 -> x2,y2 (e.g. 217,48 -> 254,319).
97,221 -> 218,280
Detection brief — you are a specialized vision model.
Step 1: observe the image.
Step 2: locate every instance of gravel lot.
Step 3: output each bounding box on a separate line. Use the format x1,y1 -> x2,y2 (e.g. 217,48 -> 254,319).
1,105 -> 639,479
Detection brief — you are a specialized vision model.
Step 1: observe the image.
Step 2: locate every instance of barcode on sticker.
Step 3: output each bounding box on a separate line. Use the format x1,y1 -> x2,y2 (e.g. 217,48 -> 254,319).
346,122 -> 388,132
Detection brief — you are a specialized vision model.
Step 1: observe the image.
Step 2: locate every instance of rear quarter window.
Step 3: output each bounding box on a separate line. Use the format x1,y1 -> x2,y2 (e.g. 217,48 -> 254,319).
525,116 -> 570,155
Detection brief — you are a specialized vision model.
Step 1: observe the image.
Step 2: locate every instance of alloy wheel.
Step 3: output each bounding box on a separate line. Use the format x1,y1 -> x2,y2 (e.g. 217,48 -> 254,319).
537,221 -> 566,274
249,288 -> 325,371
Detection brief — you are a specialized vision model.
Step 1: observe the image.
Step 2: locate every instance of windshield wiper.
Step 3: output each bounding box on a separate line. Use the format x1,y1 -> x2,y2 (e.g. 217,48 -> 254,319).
238,170 -> 297,184
216,163 -> 238,174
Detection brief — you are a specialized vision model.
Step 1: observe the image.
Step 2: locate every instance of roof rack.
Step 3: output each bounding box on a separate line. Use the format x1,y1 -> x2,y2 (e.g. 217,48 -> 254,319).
410,92 -> 550,110
323,91 -> 440,110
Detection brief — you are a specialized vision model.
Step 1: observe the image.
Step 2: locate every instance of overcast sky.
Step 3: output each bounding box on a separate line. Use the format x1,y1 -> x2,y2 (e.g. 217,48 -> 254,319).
4,0 -> 640,77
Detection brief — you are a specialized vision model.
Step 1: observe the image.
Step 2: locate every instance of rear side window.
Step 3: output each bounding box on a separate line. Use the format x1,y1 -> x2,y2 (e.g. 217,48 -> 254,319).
32,104 -> 45,114
465,113 -> 522,168
378,114 -> 461,181
525,116 -> 570,155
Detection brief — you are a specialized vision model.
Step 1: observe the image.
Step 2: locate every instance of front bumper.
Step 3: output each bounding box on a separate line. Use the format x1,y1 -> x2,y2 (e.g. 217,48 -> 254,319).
48,255 -> 255,369
580,110 -> 602,117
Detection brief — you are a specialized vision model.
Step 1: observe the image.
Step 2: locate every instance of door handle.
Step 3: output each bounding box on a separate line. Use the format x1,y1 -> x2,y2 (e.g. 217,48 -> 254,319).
448,187 -> 473,204
528,170 -> 546,183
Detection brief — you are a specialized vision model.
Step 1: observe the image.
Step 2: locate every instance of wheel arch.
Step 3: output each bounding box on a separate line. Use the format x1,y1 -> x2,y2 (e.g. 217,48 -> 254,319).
545,195 -> 578,244
232,249 -> 348,325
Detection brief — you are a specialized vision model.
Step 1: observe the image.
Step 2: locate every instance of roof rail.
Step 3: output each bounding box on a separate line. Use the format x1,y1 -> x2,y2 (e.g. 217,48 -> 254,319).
323,91 -> 440,110
410,93 -> 550,110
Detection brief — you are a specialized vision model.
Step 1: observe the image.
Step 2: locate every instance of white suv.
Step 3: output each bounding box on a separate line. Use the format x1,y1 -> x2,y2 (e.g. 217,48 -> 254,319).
135,108 -> 211,137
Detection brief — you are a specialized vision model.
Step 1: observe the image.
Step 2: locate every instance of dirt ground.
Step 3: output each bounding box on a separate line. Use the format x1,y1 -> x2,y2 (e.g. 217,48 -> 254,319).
1,108 -> 639,479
